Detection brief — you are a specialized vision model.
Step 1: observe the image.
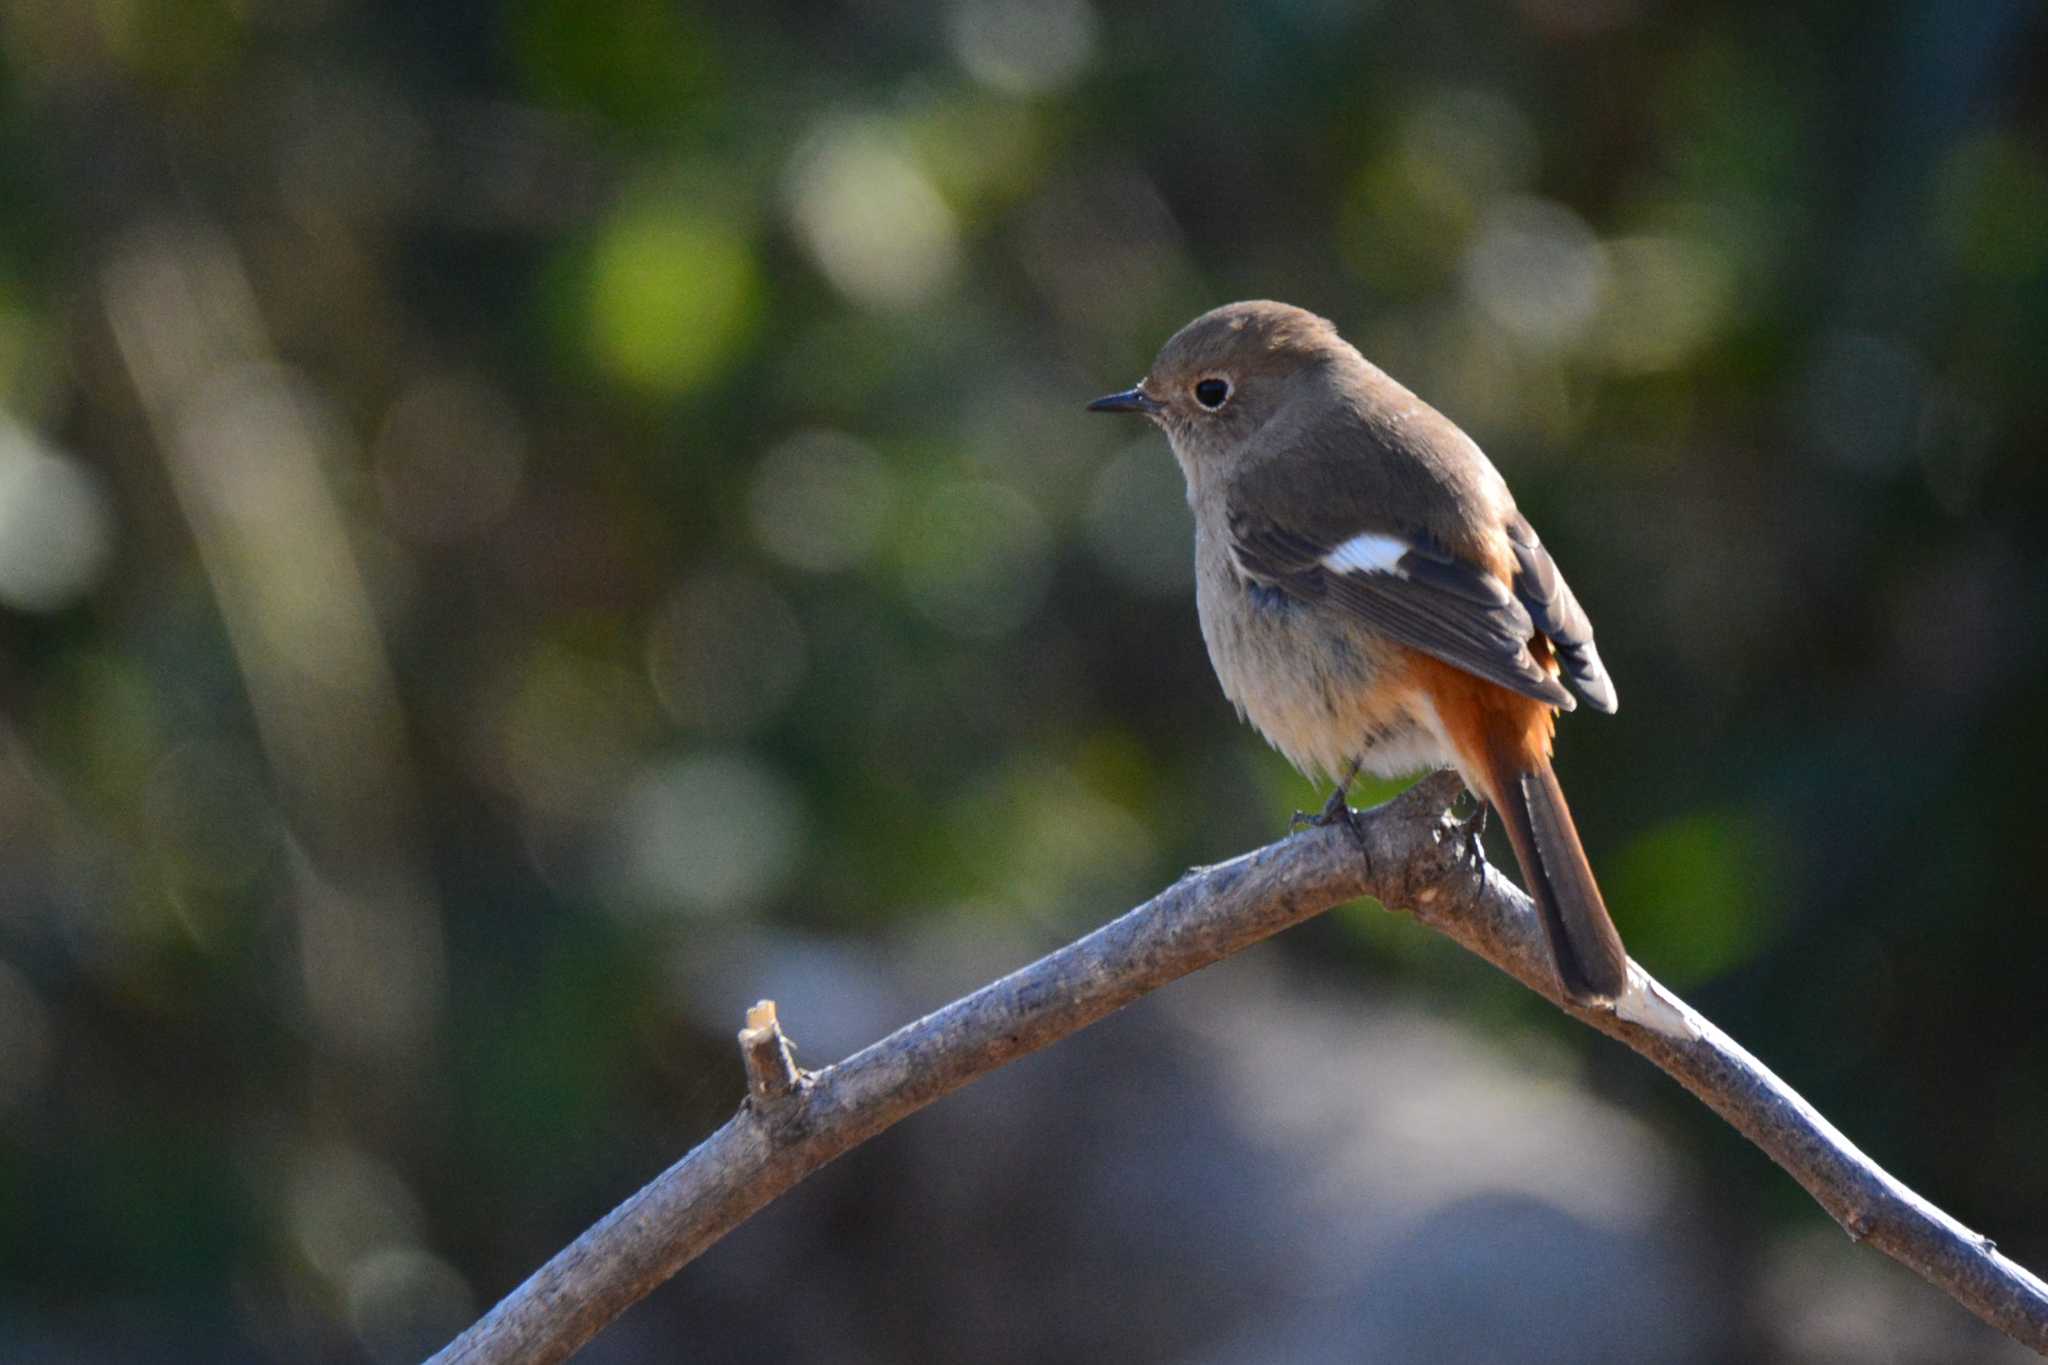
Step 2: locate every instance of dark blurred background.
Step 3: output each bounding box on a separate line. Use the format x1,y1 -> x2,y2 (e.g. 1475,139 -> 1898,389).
0,0 -> 2044,1360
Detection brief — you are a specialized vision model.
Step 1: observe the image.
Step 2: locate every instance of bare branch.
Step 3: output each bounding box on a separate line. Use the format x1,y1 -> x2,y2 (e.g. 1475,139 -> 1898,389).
428,773 -> 2048,1364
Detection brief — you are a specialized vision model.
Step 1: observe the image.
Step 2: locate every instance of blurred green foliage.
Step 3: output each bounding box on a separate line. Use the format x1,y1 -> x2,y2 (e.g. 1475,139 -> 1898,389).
0,0 -> 2043,1360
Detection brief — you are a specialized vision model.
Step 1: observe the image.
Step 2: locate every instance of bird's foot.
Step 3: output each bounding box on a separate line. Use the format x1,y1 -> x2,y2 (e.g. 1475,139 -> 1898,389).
1291,783 -> 1361,839
1449,793 -> 1489,872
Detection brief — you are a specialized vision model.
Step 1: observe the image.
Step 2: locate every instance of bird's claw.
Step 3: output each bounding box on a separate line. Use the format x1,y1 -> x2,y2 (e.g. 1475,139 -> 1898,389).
1292,784 -> 1362,839
1448,796 -> 1488,872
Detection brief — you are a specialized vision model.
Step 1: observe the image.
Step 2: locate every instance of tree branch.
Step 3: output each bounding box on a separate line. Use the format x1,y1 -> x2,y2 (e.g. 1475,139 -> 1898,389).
428,773 -> 2048,1363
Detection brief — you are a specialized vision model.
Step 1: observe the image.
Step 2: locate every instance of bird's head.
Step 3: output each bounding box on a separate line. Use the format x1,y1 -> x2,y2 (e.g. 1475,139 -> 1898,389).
1087,300 -> 1355,487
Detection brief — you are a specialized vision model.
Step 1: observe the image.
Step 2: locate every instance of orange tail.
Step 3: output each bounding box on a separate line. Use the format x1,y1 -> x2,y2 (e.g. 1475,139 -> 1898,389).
1415,657 -> 1630,1005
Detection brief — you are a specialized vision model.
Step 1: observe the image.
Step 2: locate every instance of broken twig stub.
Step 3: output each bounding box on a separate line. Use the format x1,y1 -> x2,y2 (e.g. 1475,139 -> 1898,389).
738,999 -> 801,1103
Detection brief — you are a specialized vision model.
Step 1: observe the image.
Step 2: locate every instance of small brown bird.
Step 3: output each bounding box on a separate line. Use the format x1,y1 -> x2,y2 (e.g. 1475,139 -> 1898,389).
1089,300 -> 1629,1005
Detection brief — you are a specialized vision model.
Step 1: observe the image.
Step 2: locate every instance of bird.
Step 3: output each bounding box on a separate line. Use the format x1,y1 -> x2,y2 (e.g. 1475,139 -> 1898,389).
1087,300 -> 1629,1006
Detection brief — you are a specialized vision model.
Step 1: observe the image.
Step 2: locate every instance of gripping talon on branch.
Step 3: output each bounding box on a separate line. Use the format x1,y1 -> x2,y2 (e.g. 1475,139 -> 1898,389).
1450,794 -> 1489,872
1291,759 -> 1365,844
1290,784 -> 1360,835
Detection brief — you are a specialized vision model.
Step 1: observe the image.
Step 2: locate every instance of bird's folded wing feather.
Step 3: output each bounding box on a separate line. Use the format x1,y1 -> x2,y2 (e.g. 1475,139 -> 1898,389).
1504,514 -> 1617,713
1226,507 -> 1578,710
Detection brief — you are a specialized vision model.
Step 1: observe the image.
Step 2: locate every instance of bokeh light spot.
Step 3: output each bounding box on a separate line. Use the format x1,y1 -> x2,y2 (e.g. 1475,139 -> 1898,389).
787,117 -> 961,310
287,1143 -> 427,1282
587,195 -> 760,395
611,753 -> 807,916
345,1246 -> 475,1365
947,0 -> 1098,96
489,644 -> 656,823
1607,808 -> 1781,984
748,429 -> 896,573
1341,88 -> 1537,290
899,480 -> 1052,638
0,419 -> 114,613
1017,166 -> 1188,337
1593,235 -> 1733,372
1461,197 -> 1608,349
948,756 -> 1157,912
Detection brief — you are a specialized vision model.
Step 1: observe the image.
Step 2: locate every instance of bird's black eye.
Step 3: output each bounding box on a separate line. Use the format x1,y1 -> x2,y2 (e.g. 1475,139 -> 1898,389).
1194,377 -> 1230,409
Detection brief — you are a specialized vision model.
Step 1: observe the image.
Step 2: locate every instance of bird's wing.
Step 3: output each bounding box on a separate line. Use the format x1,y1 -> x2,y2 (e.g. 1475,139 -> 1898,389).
1225,502 -> 1578,710
1505,513 -> 1617,713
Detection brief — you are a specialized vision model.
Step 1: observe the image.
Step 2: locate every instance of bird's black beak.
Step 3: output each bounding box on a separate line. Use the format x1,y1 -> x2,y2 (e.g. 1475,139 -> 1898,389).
1086,386 -> 1164,416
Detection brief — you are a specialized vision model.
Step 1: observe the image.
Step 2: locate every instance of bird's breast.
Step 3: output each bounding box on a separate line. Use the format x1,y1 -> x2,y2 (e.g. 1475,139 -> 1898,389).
1192,528 -> 1451,783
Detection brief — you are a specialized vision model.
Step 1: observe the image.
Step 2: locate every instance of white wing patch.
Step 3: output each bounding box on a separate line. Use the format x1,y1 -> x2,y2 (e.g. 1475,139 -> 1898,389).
1320,532 -> 1410,577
